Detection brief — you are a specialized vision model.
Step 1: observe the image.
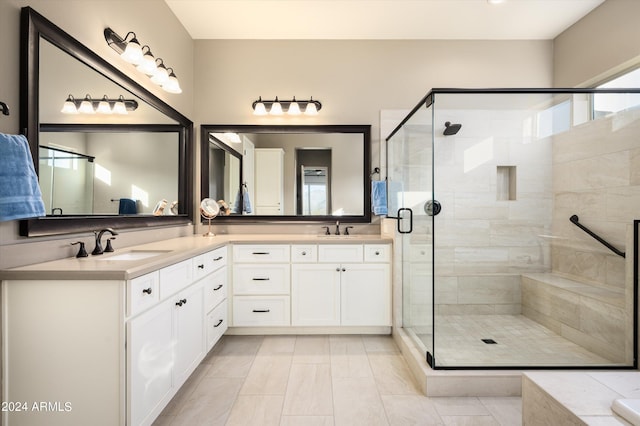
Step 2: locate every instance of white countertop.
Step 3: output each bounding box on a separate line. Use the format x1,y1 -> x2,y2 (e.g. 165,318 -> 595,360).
0,234 -> 392,281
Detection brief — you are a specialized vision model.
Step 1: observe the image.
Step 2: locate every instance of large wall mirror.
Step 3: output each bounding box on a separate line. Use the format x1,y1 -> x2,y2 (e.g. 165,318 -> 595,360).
20,7 -> 193,236
200,125 -> 371,223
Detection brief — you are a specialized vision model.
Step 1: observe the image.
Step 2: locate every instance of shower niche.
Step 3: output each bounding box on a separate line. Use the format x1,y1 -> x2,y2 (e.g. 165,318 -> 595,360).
387,88 -> 639,369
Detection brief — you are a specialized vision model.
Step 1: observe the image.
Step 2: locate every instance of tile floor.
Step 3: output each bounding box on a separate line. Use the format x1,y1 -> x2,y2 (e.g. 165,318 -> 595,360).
414,314 -> 613,367
152,334 -> 522,425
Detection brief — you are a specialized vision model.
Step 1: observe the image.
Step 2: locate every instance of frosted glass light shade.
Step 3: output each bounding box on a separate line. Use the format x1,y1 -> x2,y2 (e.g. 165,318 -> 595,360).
304,102 -> 318,115
270,100 -> 283,115
121,38 -> 143,64
288,101 -> 301,115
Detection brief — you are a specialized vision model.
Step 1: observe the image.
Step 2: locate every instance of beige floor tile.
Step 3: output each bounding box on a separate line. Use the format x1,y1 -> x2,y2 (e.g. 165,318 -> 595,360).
333,377 -> 389,426
381,394 -> 444,425
293,335 -> 331,363
368,353 -> 421,395
479,397 -> 522,426
362,335 -> 400,353
240,354 -> 293,395
441,415 -> 500,426
226,395 -> 284,426
158,363 -> 210,416
211,335 -> 264,356
280,415 -> 334,426
206,354 -> 255,378
330,335 -> 366,355
432,397 -> 491,417
331,353 -> 373,379
151,415 -> 174,426
258,335 -> 297,355
171,377 -> 244,426
283,363 -> 333,416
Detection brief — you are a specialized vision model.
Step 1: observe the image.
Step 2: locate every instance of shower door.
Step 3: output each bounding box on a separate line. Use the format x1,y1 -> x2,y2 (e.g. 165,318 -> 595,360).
387,102 -> 435,360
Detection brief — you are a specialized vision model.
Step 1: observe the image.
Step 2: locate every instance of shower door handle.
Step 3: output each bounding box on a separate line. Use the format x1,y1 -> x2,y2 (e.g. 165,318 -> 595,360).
397,208 -> 413,234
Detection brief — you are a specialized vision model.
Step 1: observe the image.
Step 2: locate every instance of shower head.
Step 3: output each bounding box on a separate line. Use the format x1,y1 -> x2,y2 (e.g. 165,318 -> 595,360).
443,121 -> 461,136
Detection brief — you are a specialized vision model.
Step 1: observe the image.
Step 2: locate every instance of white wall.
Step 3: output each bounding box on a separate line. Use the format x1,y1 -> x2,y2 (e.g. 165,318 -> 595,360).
553,0 -> 640,87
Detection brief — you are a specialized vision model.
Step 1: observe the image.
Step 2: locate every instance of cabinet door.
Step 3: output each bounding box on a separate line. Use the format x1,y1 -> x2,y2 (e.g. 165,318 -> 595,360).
129,299 -> 174,426
292,264 -> 341,326
341,263 -> 391,326
173,282 -> 205,385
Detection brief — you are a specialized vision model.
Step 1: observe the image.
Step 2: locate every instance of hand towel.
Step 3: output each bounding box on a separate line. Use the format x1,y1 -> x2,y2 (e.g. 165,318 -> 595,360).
371,180 -> 388,216
232,188 -> 242,214
0,133 -> 46,221
242,186 -> 252,214
118,198 -> 137,214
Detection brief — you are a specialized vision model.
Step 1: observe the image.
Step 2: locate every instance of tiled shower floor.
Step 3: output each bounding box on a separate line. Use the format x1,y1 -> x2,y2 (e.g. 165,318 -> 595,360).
412,314 -> 616,367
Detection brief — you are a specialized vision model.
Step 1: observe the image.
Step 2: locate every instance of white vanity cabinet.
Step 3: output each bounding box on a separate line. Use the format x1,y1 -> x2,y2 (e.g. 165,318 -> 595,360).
232,244 -> 291,326
291,243 -> 391,327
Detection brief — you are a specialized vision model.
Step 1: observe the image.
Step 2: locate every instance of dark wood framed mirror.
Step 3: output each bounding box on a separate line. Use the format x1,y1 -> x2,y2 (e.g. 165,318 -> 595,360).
19,7 -> 193,237
200,124 -> 371,223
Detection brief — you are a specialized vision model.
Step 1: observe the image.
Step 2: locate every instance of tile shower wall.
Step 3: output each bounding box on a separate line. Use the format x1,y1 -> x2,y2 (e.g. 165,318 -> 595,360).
522,108 -> 640,363
404,108 -> 553,328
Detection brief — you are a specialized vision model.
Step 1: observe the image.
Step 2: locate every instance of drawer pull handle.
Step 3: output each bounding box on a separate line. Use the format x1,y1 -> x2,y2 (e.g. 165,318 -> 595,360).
142,288 -> 153,295
252,277 -> 270,281
213,256 -> 223,261
252,252 -> 270,255
214,319 -> 223,327
198,264 -> 205,269
213,284 -> 223,291
252,309 -> 270,313
175,298 -> 187,307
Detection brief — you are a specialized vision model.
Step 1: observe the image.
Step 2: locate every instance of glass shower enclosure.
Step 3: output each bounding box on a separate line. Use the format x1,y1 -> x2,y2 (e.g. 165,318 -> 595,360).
387,89 -> 639,369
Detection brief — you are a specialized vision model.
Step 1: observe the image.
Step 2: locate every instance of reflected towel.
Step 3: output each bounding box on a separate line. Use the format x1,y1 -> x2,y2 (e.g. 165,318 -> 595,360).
118,198 -> 137,214
0,133 -> 46,221
371,180 -> 388,216
232,189 -> 242,214
242,187 -> 252,214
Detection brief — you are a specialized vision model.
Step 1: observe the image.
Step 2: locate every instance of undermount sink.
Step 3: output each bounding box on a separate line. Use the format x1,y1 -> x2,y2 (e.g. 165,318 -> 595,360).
96,250 -> 171,261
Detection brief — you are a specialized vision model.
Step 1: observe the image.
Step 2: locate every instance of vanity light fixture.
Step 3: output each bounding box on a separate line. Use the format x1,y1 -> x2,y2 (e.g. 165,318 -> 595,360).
104,27 -> 182,94
251,97 -> 322,116
60,94 -> 138,115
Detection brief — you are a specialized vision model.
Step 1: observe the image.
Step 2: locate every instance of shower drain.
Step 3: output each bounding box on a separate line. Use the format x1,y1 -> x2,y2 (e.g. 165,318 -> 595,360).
481,339 -> 497,344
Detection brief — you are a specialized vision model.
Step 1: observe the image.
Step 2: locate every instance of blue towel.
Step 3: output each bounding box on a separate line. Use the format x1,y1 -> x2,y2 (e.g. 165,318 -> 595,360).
118,198 -> 137,214
371,180 -> 388,216
0,133 -> 46,221
243,187 -> 252,214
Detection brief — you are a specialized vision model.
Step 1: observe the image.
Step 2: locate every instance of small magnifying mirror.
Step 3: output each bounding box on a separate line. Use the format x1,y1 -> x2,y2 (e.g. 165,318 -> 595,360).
200,198 -> 220,237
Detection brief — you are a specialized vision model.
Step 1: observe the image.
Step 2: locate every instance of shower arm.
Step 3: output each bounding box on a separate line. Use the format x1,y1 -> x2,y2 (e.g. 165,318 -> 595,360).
569,215 -> 625,258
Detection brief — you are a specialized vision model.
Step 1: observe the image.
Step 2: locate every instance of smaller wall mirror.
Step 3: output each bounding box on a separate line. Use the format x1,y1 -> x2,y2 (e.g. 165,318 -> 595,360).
200,125 -> 371,223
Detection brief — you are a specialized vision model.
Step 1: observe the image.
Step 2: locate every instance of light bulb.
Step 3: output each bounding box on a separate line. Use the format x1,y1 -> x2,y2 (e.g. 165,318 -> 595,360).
288,99 -> 301,115
304,101 -> 318,116
96,96 -> 112,114
60,95 -> 78,114
150,62 -> 169,86
163,69 -> 182,94
136,47 -> 157,75
120,35 -> 143,64
78,95 -> 95,114
253,97 -> 267,115
112,96 -> 128,115
270,98 -> 283,115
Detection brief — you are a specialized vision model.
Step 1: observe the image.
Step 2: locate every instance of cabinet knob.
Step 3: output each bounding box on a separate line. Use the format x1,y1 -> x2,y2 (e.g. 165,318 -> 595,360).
336,267 -> 340,272
213,284 -> 223,291
198,264 -> 205,269
342,268 -> 346,272
175,298 -> 187,307
142,287 -> 153,295
214,319 -> 223,327
375,251 -> 380,255
301,251 -> 307,255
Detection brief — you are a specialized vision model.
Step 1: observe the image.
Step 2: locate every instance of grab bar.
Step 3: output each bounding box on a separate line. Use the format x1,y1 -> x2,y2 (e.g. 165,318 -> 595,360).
569,215 -> 625,258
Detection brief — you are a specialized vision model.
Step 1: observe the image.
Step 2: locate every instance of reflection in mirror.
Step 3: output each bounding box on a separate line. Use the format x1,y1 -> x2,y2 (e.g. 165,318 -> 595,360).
39,126 -> 180,216
20,7 -> 193,236
208,134 -> 242,215
200,125 -> 371,223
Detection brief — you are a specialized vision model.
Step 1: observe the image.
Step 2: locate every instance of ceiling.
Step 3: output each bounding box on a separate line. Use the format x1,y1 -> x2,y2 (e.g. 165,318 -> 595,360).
165,0 -> 605,40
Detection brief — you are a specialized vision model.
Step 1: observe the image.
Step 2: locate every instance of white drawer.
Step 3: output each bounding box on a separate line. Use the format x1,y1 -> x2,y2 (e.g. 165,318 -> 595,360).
207,300 -> 228,351
208,246 -> 228,271
193,246 -> 228,281
205,268 -> 227,312
364,244 -> 391,262
159,259 -> 193,298
233,296 -> 290,326
128,271 -> 160,316
233,264 -> 290,295
291,245 -> 317,263
233,245 -> 290,263
318,244 -> 363,263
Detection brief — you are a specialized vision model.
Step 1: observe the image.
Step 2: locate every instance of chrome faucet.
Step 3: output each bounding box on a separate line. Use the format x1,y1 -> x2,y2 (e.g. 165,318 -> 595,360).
335,221 -> 340,235
92,228 -> 118,255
